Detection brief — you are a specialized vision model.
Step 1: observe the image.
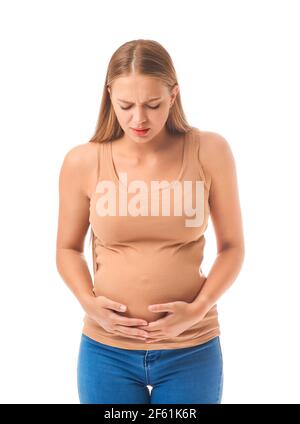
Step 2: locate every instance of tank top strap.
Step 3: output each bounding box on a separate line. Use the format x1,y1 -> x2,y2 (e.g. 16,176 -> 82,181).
91,141 -> 103,279
190,127 -> 211,191
95,141 -> 102,182
95,140 -> 113,185
91,229 -> 96,277
184,128 -> 193,164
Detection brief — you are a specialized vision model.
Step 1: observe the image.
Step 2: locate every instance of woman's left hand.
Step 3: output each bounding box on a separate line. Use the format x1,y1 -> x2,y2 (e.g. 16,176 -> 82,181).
137,301 -> 204,343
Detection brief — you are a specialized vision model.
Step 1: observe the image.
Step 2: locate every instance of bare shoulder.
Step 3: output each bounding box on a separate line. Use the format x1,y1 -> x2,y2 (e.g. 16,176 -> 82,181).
194,129 -> 236,179
61,141 -> 98,167
59,141 -> 99,197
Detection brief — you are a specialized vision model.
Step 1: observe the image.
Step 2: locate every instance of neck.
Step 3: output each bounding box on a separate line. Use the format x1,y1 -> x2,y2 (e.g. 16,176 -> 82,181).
120,127 -> 172,155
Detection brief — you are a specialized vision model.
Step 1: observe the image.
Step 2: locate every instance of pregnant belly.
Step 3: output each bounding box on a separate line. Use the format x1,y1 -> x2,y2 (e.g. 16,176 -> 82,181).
93,265 -> 207,322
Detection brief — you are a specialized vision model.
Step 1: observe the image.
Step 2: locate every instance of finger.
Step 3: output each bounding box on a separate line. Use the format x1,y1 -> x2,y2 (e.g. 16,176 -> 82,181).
143,331 -> 163,338
136,325 -> 159,331
148,303 -> 174,313
114,325 -> 149,339
115,317 -> 148,327
104,299 -> 128,312
137,318 -> 167,330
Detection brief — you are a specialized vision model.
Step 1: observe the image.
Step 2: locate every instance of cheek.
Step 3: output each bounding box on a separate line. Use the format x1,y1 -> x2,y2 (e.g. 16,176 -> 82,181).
115,111 -> 129,124
147,106 -> 169,120
156,108 -> 170,122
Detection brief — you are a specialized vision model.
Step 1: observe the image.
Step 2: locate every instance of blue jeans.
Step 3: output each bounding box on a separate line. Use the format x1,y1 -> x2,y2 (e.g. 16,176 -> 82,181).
77,333 -> 223,404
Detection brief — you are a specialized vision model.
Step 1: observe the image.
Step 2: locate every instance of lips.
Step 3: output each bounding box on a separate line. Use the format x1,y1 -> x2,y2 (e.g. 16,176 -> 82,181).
131,127 -> 150,136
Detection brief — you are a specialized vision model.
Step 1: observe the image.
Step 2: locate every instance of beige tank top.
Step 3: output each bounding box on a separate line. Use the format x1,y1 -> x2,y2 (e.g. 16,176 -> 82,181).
82,126 -> 220,350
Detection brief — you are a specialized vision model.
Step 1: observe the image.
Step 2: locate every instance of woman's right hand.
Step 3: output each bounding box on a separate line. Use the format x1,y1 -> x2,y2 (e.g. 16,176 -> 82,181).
84,295 -> 150,341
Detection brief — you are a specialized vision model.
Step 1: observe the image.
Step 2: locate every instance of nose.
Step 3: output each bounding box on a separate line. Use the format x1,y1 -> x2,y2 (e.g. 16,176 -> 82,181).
132,106 -> 148,125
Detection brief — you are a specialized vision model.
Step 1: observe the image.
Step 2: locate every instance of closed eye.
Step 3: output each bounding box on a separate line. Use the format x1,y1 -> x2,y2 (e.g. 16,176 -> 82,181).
120,104 -> 160,110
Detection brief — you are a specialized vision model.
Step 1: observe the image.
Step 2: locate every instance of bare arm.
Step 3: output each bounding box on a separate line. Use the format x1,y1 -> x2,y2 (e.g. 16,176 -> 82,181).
190,132 -> 245,316
55,143 -> 151,340
56,143 -> 96,313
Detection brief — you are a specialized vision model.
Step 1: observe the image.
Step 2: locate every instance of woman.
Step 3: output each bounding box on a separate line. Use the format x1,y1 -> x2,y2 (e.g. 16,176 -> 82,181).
56,39 -> 245,404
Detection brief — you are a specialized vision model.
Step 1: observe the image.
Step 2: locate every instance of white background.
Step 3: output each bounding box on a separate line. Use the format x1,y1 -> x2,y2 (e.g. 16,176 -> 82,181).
0,0 -> 299,404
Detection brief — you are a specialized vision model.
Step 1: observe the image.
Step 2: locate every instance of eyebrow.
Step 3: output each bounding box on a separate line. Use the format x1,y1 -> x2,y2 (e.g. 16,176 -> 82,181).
116,97 -> 162,104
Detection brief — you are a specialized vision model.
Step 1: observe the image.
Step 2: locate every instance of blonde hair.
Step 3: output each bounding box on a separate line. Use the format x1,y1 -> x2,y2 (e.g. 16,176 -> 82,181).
88,39 -> 194,251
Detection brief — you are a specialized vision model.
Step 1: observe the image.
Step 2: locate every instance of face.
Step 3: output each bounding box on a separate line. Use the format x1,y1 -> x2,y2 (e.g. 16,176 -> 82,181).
108,74 -> 179,143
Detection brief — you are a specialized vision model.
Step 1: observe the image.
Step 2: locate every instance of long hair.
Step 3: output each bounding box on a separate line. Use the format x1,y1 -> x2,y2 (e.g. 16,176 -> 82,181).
87,39 -> 194,251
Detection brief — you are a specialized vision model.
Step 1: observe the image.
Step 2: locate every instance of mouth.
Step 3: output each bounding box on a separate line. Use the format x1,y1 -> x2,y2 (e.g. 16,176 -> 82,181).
131,128 -> 150,136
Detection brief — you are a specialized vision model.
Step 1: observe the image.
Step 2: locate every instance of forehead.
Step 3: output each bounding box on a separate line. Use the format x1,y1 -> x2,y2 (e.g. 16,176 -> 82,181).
117,96 -> 162,104
112,75 -> 167,101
